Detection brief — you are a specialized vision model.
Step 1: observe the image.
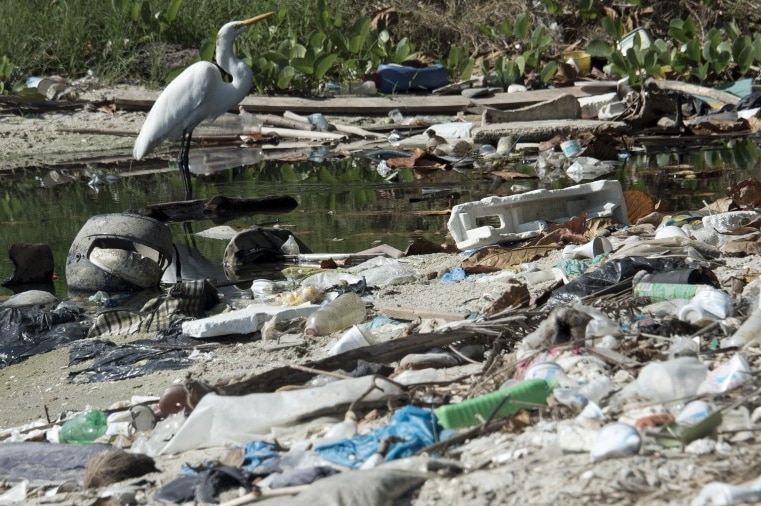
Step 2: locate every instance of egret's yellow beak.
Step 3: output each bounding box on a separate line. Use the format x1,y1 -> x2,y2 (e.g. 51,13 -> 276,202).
240,12 -> 275,26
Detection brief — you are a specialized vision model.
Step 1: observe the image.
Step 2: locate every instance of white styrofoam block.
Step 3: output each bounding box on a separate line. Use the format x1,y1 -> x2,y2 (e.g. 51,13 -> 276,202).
182,303 -> 319,338
598,101 -> 627,120
447,180 -> 628,250
577,92 -> 618,118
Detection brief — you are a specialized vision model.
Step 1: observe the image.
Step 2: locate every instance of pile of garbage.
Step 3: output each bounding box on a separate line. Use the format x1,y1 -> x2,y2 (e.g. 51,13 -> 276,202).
8,30 -> 761,504
3,170 -> 761,505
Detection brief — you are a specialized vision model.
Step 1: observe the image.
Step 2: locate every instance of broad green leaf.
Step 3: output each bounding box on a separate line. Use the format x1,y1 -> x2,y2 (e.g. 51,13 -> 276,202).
394,38 -> 412,62
497,19 -> 512,38
309,31 -> 328,51
164,66 -> 185,84
130,2 -> 140,21
314,53 -> 338,79
540,61 -> 558,82
291,57 -> 314,75
166,0 -> 183,22
460,59 -> 474,80
725,20 -> 741,40
516,54 -> 526,75
347,34 -> 364,54
514,13 -> 529,40
683,40 -> 701,63
586,39 -> 613,58
531,26 -> 552,50
601,16 -> 623,41
277,40 -> 292,55
447,45 -> 463,68
199,39 -> 215,61
289,44 -> 307,59
277,66 -> 296,89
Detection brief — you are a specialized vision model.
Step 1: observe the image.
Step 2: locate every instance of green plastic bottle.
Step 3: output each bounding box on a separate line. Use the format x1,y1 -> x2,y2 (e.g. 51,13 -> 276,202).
59,409 -> 108,444
435,379 -> 555,429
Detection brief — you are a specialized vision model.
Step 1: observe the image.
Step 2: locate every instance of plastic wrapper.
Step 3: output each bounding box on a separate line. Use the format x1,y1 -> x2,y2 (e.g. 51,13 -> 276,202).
548,257 -> 685,307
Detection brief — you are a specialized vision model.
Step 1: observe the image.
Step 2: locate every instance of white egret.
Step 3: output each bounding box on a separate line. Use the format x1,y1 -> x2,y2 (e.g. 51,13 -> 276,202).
133,12 -> 275,200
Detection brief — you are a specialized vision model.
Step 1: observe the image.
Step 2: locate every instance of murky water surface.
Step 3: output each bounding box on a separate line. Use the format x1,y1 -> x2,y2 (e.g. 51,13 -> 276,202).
2,136 -> 760,296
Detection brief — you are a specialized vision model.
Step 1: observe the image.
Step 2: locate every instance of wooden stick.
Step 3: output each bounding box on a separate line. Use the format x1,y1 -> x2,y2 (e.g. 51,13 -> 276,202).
260,126 -> 346,141
218,485 -> 310,506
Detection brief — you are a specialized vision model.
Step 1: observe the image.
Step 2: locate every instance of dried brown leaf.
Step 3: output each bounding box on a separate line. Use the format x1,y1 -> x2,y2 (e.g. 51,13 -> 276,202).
462,245 -> 557,270
484,281 -> 531,315
728,179 -> 761,208
490,169 -> 537,181
624,190 -> 655,224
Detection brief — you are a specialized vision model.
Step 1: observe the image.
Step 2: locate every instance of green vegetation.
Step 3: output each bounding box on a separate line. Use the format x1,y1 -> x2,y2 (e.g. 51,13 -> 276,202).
1,0 -> 761,96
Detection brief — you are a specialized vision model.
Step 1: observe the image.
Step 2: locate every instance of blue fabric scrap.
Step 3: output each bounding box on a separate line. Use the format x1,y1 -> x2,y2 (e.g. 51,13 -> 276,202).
239,441 -> 280,474
440,267 -> 466,283
314,406 -> 439,469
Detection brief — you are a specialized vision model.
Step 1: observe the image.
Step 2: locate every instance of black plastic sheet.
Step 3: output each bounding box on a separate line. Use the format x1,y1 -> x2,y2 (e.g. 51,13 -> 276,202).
548,256 -> 688,307
0,302 -> 88,369
68,333 -> 200,384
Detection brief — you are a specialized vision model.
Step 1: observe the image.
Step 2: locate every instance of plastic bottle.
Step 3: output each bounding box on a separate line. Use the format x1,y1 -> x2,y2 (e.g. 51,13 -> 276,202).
59,409 -> 108,444
633,282 -> 709,301
304,293 -> 367,336
434,379 -> 555,429
722,297 -> 761,348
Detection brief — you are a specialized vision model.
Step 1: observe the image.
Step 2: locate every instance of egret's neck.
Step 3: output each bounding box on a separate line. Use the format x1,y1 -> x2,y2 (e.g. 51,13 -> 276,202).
216,38 -> 252,93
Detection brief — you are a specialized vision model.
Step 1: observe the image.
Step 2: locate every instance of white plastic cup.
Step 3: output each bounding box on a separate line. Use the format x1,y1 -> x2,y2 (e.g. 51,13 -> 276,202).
525,361 -> 564,381
327,325 -> 376,356
590,422 -> 641,462
676,400 -> 713,426
629,356 -> 708,403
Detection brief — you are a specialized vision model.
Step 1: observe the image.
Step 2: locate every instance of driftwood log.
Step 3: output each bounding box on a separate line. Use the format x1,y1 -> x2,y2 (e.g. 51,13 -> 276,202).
127,194 -> 298,223
216,328 -> 496,396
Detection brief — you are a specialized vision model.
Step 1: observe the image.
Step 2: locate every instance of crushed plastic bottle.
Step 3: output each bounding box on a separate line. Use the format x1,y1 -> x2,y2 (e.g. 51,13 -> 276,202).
435,379 -> 555,429
59,409 -> 108,444
304,293 -> 367,336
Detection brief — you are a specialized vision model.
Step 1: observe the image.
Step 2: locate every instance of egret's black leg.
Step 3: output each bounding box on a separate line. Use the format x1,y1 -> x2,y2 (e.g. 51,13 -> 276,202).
178,130 -> 194,200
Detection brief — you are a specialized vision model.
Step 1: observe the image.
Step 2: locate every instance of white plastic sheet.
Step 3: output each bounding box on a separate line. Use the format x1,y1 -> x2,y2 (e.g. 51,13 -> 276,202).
160,376 -> 403,454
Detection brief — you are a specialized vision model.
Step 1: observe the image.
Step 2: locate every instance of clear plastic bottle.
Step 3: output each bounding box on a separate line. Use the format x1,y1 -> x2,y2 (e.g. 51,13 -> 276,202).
59,409 -> 108,444
304,293 -> 367,336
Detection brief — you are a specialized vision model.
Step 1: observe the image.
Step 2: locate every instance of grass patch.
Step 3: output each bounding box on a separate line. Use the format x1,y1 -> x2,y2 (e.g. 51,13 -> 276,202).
2,0 -> 761,91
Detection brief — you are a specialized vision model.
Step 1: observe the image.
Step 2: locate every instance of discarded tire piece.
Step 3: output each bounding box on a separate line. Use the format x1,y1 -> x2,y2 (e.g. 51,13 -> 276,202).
65,213 -> 173,293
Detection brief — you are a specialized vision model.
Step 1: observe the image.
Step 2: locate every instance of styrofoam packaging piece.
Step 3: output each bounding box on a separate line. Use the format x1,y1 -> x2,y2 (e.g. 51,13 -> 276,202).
655,225 -> 689,239
447,180 -> 629,250
738,107 -> 761,120
160,375 -> 403,454
577,92 -> 618,118
182,302 -> 319,338
702,210 -> 761,234
398,122 -> 475,148
618,27 -> 653,53
598,101 -> 627,120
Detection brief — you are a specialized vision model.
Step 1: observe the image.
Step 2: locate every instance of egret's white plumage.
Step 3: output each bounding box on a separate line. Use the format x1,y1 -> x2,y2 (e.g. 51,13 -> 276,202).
133,12 -> 274,198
